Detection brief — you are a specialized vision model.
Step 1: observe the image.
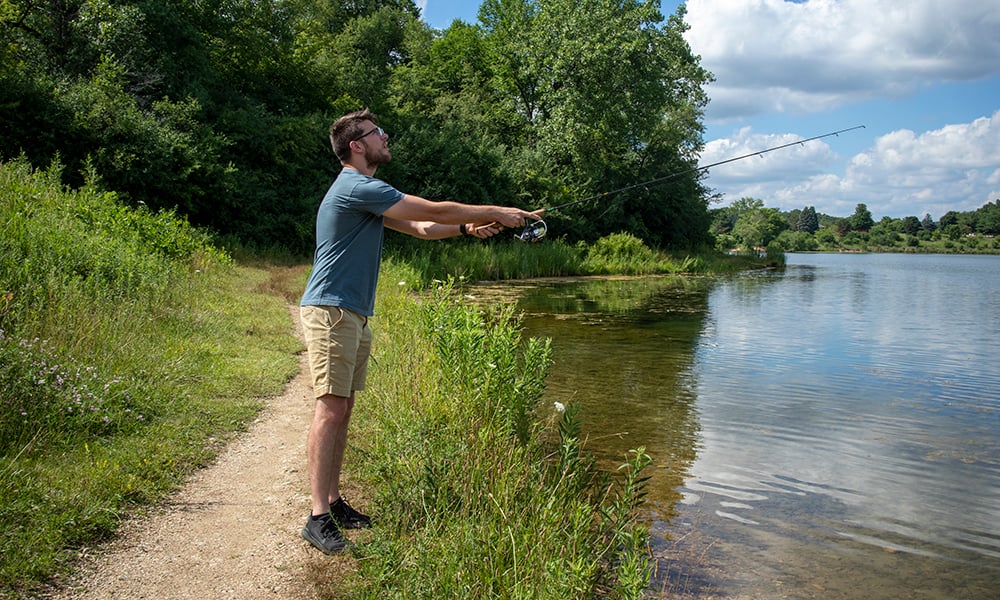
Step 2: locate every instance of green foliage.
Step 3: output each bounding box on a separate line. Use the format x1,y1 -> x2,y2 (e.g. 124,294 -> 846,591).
716,196 -> 1000,255
384,231 -> 732,285
900,215 -> 921,235
849,203 -> 874,231
583,232 -> 668,275
0,158 -> 299,596
379,117 -> 519,204
345,269 -> 655,599
797,206 -> 819,233
0,158 -> 225,329
476,0 -> 713,247
717,197 -> 788,250
0,332 -> 150,452
775,230 -> 819,252
976,200 -> 1000,235
2,0 -> 715,253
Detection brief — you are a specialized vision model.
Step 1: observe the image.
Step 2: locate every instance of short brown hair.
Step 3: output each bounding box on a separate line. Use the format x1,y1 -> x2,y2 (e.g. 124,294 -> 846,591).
329,108 -> 378,162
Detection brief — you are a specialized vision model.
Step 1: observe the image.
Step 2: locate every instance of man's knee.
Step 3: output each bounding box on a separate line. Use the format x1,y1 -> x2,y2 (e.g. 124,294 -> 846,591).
316,393 -> 354,420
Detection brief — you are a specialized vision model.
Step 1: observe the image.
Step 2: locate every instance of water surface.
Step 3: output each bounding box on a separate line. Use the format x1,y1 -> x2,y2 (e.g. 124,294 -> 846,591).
475,254 -> 1000,599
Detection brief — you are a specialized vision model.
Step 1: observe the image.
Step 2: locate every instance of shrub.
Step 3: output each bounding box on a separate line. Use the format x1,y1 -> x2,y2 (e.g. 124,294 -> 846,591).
584,232 -> 662,274
0,157 -> 227,331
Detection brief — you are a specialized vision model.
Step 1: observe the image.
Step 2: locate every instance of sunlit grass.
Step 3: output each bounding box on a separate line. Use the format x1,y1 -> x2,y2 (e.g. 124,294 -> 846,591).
386,231 -> 775,286
324,269 -> 654,599
0,159 -> 299,597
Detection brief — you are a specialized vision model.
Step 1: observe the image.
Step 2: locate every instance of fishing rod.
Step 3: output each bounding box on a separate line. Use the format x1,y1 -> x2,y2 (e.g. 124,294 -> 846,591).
514,124 -> 866,242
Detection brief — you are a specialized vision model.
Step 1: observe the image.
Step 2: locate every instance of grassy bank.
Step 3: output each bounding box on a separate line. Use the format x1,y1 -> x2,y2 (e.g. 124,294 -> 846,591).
0,159 -> 300,597
387,231 -> 781,287
313,263 -> 655,598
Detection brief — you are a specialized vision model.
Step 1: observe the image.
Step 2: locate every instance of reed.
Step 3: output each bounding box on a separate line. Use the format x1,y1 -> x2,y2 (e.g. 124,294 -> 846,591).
386,231 -> 769,286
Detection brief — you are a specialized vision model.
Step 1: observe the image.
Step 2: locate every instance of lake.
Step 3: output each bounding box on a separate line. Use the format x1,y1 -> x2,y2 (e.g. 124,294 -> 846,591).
472,253 -> 1000,599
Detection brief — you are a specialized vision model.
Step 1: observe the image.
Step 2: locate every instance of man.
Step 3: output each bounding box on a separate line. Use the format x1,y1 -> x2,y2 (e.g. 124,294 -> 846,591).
299,108 -> 538,554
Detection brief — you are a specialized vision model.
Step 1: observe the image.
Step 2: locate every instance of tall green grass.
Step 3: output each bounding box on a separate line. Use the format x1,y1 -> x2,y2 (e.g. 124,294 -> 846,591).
0,158 -> 300,597
325,270 -> 654,599
386,230 -> 771,286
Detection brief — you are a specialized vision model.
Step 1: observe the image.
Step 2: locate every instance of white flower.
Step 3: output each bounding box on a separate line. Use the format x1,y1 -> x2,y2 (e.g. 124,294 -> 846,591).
553,401 -> 565,413
398,281 -> 406,286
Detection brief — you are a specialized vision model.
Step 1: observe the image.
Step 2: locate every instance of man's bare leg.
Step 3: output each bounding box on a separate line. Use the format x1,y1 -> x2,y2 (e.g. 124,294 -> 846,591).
307,392 -> 353,516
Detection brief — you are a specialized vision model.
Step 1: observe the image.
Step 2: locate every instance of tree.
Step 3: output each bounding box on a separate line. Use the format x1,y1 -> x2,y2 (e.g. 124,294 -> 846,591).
939,211 -> 960,229
849,203 -> 874,232
776,230 -> 818,252
943,224 -> 963,241
732,203 -> 787,250
976,199 -> 1000,235
816,227 -> 838,247
900,215 -> 921,235
833,218 -> 852,237
869,217 -> 901,247
477,0 -> 713,247
797,206 -> 819,234
1,0 -> 717,252
921,213 -> 936,232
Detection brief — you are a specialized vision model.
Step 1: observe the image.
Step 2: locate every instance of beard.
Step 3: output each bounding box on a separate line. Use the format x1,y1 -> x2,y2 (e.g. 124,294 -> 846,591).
363,140 -> 391,167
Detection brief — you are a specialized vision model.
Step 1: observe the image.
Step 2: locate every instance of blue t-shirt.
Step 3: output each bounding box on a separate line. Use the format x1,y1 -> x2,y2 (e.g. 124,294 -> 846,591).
300,168 -> 404,316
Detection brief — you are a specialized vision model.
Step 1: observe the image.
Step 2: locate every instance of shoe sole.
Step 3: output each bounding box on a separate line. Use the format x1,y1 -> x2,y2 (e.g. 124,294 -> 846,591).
301,527 -> 348,555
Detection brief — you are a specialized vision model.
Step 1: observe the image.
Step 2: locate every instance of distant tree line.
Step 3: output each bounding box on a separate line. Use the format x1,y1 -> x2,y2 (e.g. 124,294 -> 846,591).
1,0 -> 715,254
712,198 -> 1000,254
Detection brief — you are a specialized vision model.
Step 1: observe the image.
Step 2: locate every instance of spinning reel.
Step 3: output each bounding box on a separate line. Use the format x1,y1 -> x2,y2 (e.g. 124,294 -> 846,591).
515,218 -> 548,243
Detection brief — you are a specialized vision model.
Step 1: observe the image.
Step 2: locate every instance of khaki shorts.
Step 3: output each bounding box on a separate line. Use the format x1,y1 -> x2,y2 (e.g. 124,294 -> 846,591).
300,305 -> 372,398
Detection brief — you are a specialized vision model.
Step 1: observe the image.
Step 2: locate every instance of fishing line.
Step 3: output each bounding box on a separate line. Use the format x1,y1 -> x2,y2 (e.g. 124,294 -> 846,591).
515,125 -> 866,242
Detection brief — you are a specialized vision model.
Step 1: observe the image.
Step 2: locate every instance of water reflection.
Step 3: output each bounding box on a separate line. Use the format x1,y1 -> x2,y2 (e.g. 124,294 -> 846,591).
468,254 -> 1000,599
469,276 -> 710,520
671,255 -> 1000,599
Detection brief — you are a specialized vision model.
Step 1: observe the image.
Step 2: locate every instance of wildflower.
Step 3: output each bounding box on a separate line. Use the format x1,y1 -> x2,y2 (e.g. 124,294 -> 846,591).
553,401 -> 565,413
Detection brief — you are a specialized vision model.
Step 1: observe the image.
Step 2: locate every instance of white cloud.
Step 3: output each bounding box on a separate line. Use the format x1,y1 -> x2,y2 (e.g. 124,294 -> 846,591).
842,111 -> 1000,217
683,1 -> 1000,218
700,127 -> 840,181
704,110 -> 1000,219
685,0 -> 1000,120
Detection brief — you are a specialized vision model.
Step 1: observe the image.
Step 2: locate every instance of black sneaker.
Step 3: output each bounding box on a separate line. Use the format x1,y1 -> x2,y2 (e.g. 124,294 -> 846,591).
301,514 -> 348,555
330,496 -> 371,529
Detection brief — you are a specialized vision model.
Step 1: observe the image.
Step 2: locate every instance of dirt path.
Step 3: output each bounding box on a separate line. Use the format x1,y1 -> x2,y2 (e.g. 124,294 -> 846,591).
47,306 -> 351,600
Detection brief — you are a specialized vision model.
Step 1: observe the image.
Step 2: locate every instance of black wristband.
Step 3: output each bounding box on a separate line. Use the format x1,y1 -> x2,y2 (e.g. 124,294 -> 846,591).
459,223 -> 467,235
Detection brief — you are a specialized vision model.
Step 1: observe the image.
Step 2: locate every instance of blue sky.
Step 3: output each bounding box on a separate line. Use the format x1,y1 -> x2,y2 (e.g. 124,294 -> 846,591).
416,0 -> 1000,220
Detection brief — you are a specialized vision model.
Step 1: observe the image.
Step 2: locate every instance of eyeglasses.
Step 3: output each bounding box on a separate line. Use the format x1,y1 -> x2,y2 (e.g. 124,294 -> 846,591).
352,126 -> 386,142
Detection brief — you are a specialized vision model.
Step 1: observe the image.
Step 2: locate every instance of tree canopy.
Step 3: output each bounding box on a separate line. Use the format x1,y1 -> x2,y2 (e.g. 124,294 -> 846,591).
1,0 -> 713,253
711,198 -> 1000,254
